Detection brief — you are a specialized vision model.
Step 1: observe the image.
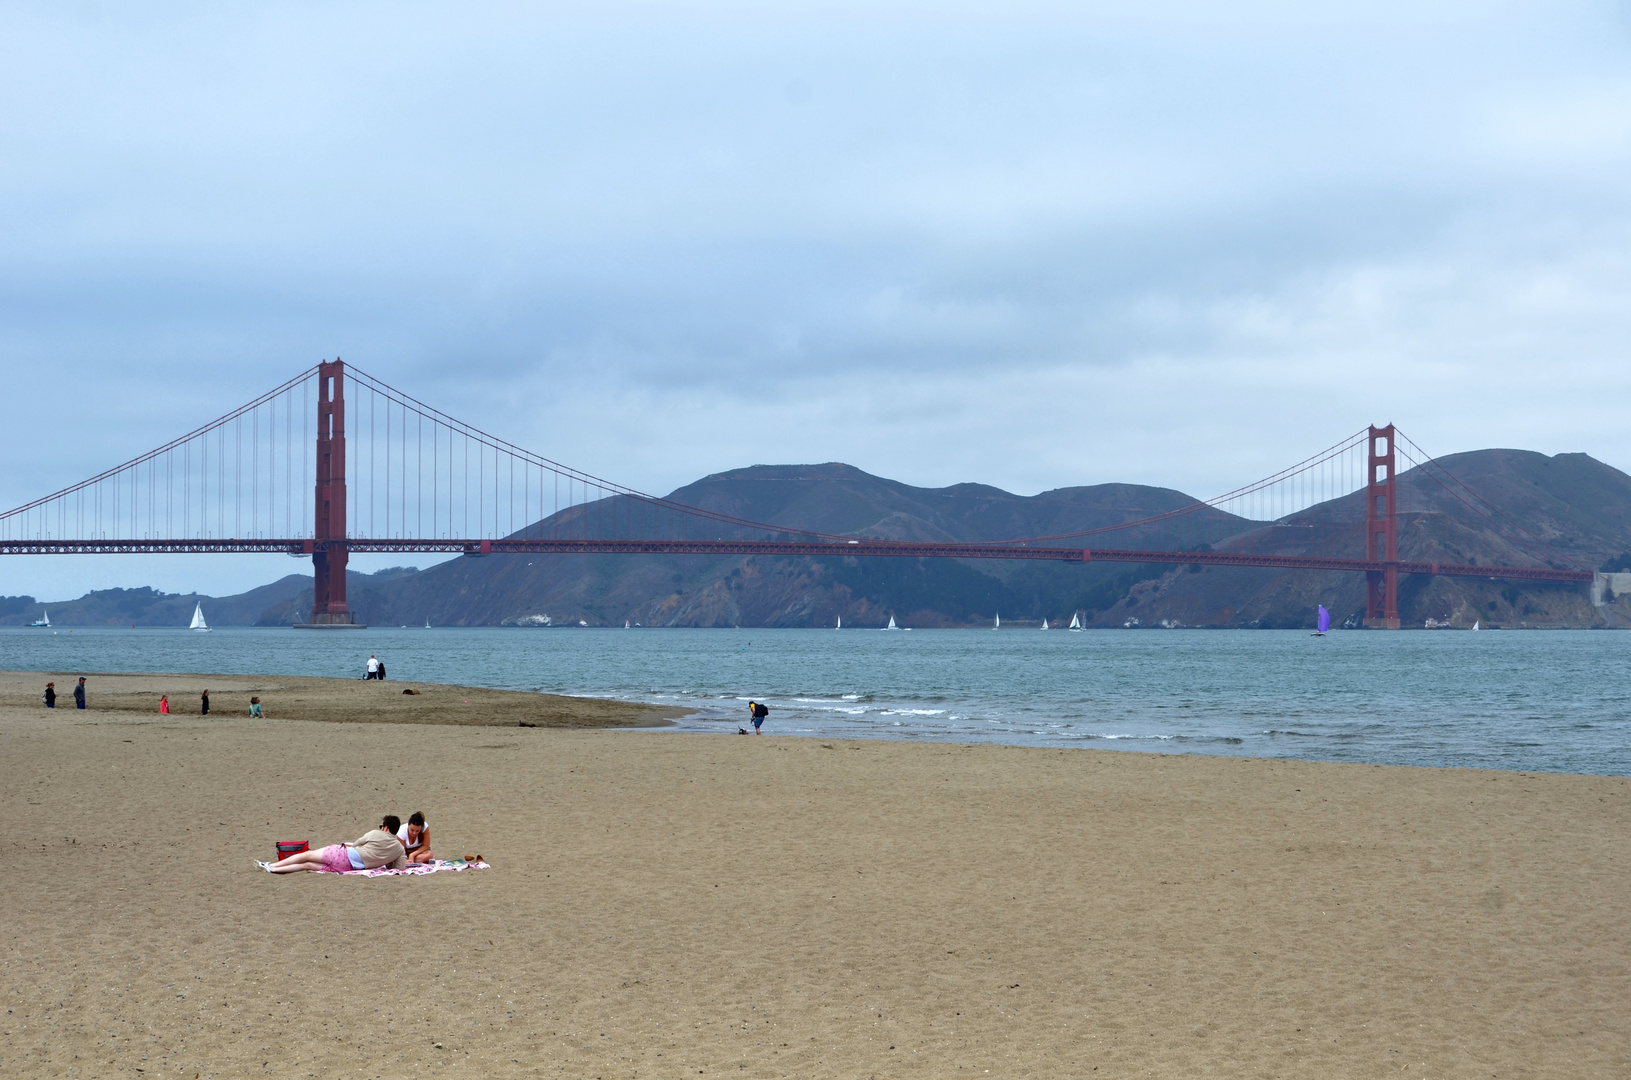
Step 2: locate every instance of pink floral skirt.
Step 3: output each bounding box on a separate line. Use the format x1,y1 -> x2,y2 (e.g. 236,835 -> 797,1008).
319,844 -> 353,873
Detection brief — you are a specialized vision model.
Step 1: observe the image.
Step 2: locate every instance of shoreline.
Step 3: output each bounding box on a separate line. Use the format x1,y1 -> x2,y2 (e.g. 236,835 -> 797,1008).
0,669 -> 684,728
5,666 -> 1625,778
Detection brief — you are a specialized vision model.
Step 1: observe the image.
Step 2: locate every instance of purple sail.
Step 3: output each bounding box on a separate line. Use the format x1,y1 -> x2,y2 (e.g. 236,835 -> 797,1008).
1317,604 -> 1331,634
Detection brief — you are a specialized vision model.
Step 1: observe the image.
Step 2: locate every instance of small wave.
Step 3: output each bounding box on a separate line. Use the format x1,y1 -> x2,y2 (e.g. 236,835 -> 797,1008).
1083,733 -> 1244,745
789,703 -> 870,715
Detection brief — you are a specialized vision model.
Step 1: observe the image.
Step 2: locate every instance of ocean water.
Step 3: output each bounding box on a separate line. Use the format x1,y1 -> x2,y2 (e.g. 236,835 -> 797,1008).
3,626 -> 1628,776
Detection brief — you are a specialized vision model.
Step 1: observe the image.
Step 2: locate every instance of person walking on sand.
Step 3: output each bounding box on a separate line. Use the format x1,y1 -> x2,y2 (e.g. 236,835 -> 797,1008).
159,695 -> 169,715
201,688 -> 210,716
248,696 -> 263,719
42,682 -> 55,708
366,654 -> 379,680
73,677 -> 86,710
397,812 -> 432,864
265,816 -> 406,874
748,700 -> 768,734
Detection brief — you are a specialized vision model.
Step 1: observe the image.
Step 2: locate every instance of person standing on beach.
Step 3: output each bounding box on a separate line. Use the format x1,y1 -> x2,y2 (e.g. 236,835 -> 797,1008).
366,654 -> 379,680
73,677 -> 86,710
159,695 -> 169,715
201,689 -> 210,716
42,682 -> 55,708
376,659 -> 386,682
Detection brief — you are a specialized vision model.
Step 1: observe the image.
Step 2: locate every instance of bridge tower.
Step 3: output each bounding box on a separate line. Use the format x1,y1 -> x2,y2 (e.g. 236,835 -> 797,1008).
306,359 -> 362,627
1364,423 -> 1400,629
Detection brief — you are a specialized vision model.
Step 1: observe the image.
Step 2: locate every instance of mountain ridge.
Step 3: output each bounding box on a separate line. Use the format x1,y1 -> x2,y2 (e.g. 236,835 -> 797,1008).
6,451 -> 1630,629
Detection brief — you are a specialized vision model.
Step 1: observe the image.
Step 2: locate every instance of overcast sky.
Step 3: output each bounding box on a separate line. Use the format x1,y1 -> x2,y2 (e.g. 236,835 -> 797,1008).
4,1 -> 1631,600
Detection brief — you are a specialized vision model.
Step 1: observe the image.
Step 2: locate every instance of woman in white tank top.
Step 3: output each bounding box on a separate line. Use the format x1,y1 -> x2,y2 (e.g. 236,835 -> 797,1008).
397,812 -> 432,864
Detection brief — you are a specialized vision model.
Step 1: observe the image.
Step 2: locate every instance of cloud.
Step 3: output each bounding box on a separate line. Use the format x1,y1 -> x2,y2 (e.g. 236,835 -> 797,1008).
2,1 -> 1630,599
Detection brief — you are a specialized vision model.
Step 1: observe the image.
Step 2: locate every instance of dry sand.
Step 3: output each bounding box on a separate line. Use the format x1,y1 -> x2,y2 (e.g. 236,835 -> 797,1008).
1,671 -> 1627,1079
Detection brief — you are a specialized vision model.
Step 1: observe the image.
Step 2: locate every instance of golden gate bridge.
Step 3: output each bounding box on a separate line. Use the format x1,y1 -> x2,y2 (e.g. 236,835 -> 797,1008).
0,360 -> 1592,628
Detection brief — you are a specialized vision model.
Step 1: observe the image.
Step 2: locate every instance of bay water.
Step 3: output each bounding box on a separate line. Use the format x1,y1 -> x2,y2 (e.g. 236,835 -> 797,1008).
4,626 -> 1628,776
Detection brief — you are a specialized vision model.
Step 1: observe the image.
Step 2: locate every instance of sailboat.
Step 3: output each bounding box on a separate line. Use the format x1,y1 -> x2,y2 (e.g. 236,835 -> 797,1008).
625,619 -> 631,629
886,615 -> 898,630
1472,620 -> 1481,632
1068,612 -> 1081,632
424,618 -> 431,629
29,610 -> 50,628
993,613 -> 1000,630
836,615 -> 841,629
1040,618 -> 1049,630
1312,604 -> 1330,637
190,602 -> 210,633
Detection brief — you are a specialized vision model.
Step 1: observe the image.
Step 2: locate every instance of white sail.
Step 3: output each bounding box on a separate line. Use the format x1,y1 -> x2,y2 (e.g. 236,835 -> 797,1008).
886,615 -> 897,630
1041,618 -> 1049,630
1472,620 -> 1480,631
190,602 -> 209,631
993,613 -> 1000,629
836,615 -> 841,629
1068,612 -> 1081,630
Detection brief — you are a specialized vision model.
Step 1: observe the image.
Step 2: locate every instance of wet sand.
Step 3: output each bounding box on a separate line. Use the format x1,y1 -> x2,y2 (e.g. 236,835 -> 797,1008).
0,671 -> 683,728
1,671 -> 1627,1078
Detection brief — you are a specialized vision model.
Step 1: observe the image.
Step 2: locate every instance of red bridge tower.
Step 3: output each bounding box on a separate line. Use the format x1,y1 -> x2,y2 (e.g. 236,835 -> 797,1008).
303,359 -> 364,628
1364,423 -> 1400,629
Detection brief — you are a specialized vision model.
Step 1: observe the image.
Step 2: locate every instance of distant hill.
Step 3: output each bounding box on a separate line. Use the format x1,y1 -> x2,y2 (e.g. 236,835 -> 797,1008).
271,464 -> 1248,628
1087,449 -> 1631,630
0,569 -> 415,628
9,452 -> 1630,629
332,454 -> 1631,630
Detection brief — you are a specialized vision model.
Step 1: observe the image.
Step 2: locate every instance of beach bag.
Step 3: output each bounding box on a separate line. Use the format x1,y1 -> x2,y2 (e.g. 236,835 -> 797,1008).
276,840 -> 309,862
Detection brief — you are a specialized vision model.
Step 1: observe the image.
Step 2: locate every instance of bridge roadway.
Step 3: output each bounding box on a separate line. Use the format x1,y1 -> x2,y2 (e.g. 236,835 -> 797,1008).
0,537 -> 1593,584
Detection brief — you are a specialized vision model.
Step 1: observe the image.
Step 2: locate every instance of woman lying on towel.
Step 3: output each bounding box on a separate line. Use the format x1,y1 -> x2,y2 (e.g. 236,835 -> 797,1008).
267,816 -> 406,874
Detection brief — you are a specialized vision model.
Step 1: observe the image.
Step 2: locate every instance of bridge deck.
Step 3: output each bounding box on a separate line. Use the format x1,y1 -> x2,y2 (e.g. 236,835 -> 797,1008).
0,537 -> 1593,584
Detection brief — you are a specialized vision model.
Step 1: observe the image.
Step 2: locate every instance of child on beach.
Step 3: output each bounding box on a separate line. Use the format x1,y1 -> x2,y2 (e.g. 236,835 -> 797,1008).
159,695 -> 169,714
42,682 -> 55,708
248,696 -> 263,718
397,812 -> 433,864
201,689 -> 210,715
265,816 -> 406,873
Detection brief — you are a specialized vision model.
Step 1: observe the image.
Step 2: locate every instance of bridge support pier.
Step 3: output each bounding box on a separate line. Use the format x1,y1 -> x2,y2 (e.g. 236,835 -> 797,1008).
1364,424 -> 1400,629
297,359 -> 367,629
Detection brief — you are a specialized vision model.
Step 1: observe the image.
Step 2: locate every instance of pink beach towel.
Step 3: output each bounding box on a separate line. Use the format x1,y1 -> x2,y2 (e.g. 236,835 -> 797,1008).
332,858 -> 491,877
257,857 -> 490,877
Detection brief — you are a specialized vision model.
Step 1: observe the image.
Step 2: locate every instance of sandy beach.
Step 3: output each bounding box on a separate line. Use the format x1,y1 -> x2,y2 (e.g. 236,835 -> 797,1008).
1,672 -> 1627,1078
